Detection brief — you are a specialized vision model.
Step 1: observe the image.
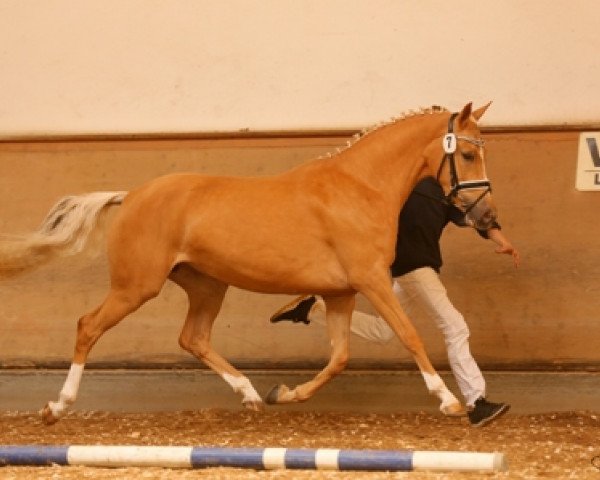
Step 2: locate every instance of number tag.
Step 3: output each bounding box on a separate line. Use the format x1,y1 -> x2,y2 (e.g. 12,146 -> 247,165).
443,133 -> 457,154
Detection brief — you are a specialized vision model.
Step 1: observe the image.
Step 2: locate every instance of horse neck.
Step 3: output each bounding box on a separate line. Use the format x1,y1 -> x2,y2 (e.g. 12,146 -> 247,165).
334,113 -> 447,213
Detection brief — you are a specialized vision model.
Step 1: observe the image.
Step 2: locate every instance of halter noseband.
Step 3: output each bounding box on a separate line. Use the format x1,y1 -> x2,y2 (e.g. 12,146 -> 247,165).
436,112 -> 491,214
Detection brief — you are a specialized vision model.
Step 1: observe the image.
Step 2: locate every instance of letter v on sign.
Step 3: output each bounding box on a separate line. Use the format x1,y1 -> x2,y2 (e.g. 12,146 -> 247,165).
576,132 -> 600,191
586,138 -> 600,168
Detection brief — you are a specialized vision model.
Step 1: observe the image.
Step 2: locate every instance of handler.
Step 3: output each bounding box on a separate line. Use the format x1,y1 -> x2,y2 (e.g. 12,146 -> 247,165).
270,176 -> 520,427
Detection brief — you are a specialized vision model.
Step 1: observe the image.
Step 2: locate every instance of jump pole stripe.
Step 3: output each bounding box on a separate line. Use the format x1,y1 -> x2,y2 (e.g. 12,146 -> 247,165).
0,446 -> 508,472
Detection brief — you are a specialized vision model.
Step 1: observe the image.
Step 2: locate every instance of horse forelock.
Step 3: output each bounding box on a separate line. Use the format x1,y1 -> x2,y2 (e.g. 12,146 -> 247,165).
321,105 -> 450,159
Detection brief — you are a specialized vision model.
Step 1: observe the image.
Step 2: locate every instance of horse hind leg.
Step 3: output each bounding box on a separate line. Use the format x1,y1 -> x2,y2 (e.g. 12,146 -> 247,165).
266,294 -> 355,405
40,284 -> 163,425
170,265 -> 263,411
38,204 -> 177,425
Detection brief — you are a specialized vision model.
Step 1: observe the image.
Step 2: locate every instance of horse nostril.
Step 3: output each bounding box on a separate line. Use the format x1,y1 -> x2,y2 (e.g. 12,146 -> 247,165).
482,208 -> 498,226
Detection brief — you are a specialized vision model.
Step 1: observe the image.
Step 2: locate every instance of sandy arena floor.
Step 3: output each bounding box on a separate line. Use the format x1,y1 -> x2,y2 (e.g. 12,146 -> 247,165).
0,409 -> 598,479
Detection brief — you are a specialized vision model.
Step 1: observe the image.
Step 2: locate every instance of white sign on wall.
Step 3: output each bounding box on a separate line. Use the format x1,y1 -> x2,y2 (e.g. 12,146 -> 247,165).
576,133 -> 600,191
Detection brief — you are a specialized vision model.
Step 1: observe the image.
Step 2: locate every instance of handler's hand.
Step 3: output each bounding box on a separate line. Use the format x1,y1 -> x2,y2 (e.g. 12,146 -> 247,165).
495,243 -> 520,268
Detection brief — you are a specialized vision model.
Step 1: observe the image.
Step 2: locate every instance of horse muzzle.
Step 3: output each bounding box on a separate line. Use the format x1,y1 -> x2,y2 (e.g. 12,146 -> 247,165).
464,197 -> 498,230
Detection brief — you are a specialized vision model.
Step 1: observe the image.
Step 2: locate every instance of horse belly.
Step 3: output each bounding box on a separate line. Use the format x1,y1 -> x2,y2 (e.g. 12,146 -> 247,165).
180,209 -> 350,294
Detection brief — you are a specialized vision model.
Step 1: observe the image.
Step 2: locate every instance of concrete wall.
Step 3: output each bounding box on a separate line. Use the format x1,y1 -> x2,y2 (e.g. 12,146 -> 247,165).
1,1 -> 599,136
1,131 -> 598,370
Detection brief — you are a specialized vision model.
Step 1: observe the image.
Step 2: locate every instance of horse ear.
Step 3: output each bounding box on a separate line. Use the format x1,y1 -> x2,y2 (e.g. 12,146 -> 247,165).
457,102 -> 473,128
472,101 -> 492,121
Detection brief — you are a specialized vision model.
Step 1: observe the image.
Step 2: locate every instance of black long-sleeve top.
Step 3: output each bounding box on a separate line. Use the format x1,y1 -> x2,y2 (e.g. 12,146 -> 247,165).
390,176 -> 498,277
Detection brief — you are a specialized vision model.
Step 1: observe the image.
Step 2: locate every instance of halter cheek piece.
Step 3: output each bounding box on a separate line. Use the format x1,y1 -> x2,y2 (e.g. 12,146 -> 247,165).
436,112 -> 492,214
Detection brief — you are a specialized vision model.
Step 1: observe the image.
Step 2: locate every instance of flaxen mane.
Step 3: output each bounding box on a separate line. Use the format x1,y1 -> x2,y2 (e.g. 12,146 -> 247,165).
322,105 -> 449,158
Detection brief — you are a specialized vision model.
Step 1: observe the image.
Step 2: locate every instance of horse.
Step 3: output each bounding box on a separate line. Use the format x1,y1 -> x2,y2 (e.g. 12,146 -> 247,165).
0,102 -> 496,425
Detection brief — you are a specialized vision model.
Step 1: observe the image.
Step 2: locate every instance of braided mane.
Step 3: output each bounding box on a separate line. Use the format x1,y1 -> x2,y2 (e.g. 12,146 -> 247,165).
323,105 -> 449,158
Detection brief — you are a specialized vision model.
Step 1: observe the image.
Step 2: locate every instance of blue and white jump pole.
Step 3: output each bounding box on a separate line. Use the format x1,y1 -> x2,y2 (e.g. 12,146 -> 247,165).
0,445 -> 507,472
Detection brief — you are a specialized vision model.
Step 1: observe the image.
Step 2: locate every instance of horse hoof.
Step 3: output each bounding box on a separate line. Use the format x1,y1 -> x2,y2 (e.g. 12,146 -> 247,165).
265,384 -> 293,404
265,385 -> 281,404
441,402 -> 466,417
39,404 -> 59,425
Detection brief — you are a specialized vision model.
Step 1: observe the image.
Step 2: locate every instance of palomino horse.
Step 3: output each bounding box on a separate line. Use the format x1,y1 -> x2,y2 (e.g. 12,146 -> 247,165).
0,102 -> 496,424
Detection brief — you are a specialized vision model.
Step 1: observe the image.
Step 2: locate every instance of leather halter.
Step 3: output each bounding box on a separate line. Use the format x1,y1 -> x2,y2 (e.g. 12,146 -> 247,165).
436,112 -> 491,214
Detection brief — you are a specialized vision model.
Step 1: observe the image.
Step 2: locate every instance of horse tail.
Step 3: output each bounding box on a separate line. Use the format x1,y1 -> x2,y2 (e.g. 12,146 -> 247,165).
0,191 -> 127,279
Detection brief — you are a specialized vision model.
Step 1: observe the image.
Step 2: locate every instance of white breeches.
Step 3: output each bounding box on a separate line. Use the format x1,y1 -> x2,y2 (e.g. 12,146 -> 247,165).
309,267 -> 486,406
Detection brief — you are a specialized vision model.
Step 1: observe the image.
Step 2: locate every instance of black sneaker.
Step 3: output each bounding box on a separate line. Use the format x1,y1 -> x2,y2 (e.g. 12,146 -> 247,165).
270,296 -> 316,325
468,397 -> 510,427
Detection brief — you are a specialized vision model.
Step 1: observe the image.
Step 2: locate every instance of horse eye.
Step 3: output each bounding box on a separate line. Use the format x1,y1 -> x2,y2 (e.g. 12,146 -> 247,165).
461,151 -> 476,161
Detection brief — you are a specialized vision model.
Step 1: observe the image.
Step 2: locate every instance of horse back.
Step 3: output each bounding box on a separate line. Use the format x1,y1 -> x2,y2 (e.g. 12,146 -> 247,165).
108,169 -> 391,294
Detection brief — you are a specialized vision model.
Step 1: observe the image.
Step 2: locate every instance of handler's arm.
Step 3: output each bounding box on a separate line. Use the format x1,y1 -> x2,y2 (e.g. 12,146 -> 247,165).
487,227 -> 520,268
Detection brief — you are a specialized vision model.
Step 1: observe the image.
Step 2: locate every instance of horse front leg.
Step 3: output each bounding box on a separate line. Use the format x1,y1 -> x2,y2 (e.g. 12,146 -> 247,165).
358,273 -> 463,416
266,294 -> 355,404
